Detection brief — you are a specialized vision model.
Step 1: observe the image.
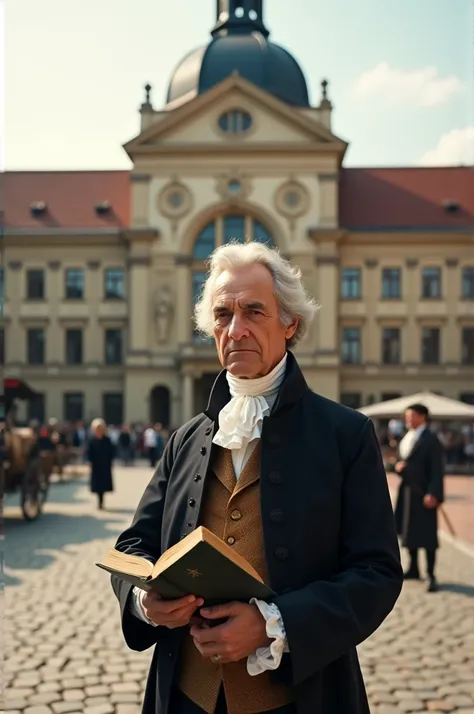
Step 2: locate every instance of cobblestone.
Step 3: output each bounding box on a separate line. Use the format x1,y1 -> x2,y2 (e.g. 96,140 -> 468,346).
5,467 -> 474,714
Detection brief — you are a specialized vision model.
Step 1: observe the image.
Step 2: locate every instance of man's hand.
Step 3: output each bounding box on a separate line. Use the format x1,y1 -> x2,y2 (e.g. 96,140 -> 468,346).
190,602 -> 271,664
394,460 -> 406,474
142,592 -> 204,629
423,494 -> 439,509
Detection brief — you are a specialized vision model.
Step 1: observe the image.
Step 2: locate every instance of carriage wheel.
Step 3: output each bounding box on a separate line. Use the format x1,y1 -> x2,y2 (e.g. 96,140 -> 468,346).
21,460 -> 49,521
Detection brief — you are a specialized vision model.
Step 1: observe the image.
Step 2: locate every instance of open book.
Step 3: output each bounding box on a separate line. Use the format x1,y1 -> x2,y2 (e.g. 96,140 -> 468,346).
97,526 -> 275,604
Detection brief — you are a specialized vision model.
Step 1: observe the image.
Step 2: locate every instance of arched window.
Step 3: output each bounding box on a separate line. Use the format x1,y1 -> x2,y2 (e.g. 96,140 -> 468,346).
191,214 -> 275,342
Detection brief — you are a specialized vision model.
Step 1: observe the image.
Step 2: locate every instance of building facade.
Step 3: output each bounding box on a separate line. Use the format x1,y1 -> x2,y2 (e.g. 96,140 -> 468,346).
2,0 -> 474,427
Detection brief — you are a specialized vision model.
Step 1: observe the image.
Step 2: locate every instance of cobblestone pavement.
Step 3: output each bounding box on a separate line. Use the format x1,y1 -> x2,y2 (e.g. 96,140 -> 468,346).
4,466 -> 474,714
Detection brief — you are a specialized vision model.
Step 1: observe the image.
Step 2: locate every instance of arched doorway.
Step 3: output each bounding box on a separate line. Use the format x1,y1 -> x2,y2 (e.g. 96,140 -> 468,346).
149,386 -> 170,427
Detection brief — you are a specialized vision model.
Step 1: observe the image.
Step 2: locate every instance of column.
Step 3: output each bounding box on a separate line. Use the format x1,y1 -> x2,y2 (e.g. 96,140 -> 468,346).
315,255 -> 338,353
363,259 -> 379,363
47,260 -> 62,363
181,372 -> 194,423
404,259 -> 419,363
174,256 -> 193,343
128,257 -> 150,352
444,258 -> 459,363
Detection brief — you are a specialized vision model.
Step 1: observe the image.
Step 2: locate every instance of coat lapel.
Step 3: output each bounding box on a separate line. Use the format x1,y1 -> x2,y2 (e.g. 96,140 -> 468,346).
406,427 -> 429,461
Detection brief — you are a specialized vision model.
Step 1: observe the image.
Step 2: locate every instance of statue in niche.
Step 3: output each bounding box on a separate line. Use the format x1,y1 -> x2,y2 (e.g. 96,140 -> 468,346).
153,286 -> 174,343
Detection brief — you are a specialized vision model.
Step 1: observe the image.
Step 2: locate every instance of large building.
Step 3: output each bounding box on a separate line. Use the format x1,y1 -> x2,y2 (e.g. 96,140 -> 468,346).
1,0 -> 473,427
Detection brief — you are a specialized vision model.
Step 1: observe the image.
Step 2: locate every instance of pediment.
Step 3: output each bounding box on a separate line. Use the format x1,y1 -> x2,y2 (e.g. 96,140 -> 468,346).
124,75 -> 347,158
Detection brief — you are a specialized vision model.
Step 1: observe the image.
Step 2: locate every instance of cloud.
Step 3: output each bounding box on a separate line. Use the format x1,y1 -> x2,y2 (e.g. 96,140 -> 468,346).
418,127 -> 474,166
353,62 -> 464,107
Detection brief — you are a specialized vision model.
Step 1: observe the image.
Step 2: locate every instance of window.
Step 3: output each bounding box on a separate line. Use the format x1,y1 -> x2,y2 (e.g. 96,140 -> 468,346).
422,267 -> 441,299
0,328 -> 4,365
105,329 -> 123,365
253,221 -> 274,246
223,216 -> 245,244
382,268 -> 401,299
341,268 -> 361,299
382,328 -> 401,364
66,329 -> 83,365
341,327 -> 361,364
26,269 -> 45,299
193,223 -> 216,260
28,393 -> 45,424
460,392 -> 474,405
218,110 -> 252,134
340,393 -> 362,409
422,327 -> 440,364
65,269 -> 84,299
462,267 -> 474,299
63,392 -> 84,422
381,392 -> 401,401
103,393 -> 124,425
104,268 -> 125,300
27,328 -> 45,365
462,327 -> 474,365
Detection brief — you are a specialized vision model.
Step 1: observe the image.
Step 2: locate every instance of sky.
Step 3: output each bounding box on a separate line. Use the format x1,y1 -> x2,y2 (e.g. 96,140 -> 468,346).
3,0 -> 473,170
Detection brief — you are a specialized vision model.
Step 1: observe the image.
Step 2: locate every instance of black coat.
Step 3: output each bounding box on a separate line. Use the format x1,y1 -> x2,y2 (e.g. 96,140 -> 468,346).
88,436 -> 114,494
394,428 -> 444,550
111,352 -> 402,714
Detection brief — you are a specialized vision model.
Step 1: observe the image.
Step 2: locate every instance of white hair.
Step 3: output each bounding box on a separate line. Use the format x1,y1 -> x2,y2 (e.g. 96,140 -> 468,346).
91,418 -> 106,431
194,242 -> 319,347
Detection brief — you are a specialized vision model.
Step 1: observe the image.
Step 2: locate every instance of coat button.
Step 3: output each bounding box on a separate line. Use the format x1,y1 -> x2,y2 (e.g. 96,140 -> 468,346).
270,509 -> 284,523
275,546 -> 289,561
205,427 -> 212,435
227,536 -> 236,545
268,433 -> 280,445
188,498 -> 196,507
230,510 -> 242,521
269,471 -> 283,485
194,474 -> 202,482
200,446 -> 207,455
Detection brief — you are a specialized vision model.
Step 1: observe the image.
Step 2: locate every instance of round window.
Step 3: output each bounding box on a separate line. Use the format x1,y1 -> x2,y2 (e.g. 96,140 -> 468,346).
284,191 -> 301,208
228,180 -> 241,194
168,191 -> 184,208
218,110 -> 253,135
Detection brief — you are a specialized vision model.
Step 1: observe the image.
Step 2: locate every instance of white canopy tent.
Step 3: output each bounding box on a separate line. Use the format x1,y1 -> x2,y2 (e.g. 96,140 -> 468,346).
359,391 -> 474,420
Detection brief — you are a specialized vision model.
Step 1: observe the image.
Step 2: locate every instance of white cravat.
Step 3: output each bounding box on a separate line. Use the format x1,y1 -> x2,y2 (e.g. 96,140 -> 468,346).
213,353 -> 287,478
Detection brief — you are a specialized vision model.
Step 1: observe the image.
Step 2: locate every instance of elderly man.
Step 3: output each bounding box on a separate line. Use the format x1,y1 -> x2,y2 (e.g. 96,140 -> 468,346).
112,243 -> 403,714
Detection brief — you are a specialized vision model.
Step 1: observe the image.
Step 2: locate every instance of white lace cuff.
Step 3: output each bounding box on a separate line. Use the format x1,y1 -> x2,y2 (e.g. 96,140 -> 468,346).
247,598 -> 289,676
131,587 -> 158,627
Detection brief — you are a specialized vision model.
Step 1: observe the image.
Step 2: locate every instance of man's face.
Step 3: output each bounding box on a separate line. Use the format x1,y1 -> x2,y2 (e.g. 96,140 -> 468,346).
405,409 -> 425,430
212,264 -> 298,379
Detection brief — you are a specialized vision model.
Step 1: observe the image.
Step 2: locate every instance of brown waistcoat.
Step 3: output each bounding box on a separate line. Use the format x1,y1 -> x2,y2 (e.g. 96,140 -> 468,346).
177,444 -> 294,714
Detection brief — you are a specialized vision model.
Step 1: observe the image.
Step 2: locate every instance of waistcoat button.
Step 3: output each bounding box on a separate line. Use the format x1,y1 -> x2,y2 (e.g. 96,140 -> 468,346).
269,471 -> 283,485
230,510 -> 242,521
194,474 -> 202,482
200,446 -> 207,455
227,536 -> 236,545
188,498 -> 196,507
275,546 -> 289,561
270,509 -> 284,523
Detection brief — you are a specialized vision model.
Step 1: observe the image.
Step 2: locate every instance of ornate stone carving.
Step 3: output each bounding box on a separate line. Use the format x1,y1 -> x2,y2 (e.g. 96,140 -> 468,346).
48,261 -> 61,270
158,181 -> 192,220
274,180 -> 310,219
8,261 -> 22,270
153,286 -> 174,343
316,255 -> 339,266
365,259 -> 378,269
215,171 -> 252,202
406,258 -> 419,268
87,261 -> 101,270
445,257 -> 459,268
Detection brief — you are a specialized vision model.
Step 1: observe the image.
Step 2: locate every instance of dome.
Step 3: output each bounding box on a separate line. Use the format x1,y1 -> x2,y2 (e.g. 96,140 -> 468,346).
166,27 -> 310,108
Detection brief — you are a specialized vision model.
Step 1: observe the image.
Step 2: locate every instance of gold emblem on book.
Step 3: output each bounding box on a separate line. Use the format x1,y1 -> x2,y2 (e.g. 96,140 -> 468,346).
187,568 -> 202,578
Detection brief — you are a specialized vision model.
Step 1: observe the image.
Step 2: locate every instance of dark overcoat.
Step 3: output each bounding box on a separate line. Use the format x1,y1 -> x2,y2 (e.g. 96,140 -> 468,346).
394,428 -> 444,550
111,352 -> 403,714
88,436 -> 114,494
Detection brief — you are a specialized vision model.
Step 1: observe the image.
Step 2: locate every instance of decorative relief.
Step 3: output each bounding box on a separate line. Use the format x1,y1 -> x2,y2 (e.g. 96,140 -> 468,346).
406,258 -> 419,268
364,259 -> 378,269
48,261 -> 61,270
158,181 -> 193,220
87,261 -> 101,270
8,261 -> 22,270
215,171 -> 252,203
274,180 -> 310,219
153,285 -> 174,344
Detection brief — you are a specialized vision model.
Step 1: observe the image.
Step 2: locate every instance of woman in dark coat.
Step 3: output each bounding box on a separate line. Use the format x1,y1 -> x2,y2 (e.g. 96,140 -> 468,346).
87,418 -> 115,510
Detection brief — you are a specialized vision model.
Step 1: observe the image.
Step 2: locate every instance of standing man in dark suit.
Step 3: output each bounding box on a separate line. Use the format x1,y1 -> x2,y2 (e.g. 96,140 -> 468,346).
395,404 -> 444,593
111,242 -> 403,714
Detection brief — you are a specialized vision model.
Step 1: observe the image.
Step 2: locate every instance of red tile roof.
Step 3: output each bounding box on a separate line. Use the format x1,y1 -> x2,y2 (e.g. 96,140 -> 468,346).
1,166 -> 472,231
340,166 -> 474,230
1,171 -> 130,229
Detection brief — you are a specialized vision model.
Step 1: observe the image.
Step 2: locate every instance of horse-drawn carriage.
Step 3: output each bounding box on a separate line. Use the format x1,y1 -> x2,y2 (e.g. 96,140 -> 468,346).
2,378 -> 53,520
